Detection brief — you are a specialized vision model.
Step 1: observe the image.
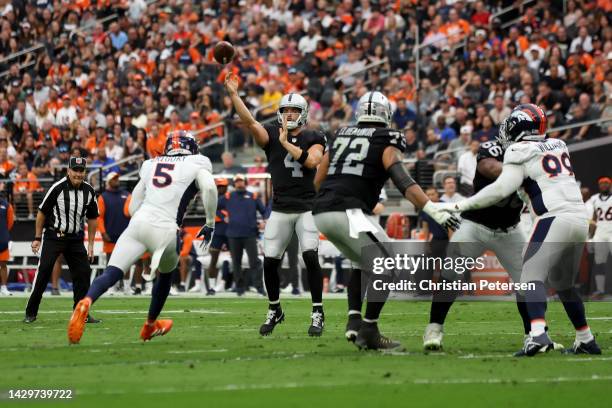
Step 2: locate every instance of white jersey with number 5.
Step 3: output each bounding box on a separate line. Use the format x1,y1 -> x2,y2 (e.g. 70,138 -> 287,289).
503,139 -> 585,218
133,154 -> 213,226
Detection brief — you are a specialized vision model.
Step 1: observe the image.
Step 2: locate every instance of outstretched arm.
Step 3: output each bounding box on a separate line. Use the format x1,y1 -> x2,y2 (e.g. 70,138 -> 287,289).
452,164 -> 524,212
382,146 -> 460,230
196,169 -> 218,228
225,74 -> 269,148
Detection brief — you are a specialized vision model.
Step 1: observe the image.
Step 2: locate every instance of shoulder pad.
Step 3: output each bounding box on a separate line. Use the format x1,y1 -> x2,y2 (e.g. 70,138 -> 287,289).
477,141 -> 505,162
504,142 -> 538,165
373,128 -> 406,152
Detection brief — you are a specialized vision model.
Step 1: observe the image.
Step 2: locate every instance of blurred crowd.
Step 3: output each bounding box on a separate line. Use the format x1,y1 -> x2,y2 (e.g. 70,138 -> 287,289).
0,0 -> 609,213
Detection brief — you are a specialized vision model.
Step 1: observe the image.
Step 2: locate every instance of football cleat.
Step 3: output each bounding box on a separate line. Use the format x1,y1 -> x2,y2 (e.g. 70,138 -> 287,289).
423,323 -> 444,351
308,311 -> 324,337
354,322 -> 401,351
0,286 -> 12,296
259,308 -> 285,336
564,339 -> 602,355
521,335 -> 564,353
140,319 -> 173,341
23,315 -> 36,324
86,315 -> 101,324
345,315 -> 362,342
514,332 -> 553,357
68,297 -> 91,344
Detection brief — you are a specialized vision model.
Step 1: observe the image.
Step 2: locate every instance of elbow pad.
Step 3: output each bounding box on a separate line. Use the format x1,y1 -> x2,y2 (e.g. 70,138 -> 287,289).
388,161 -> 416,195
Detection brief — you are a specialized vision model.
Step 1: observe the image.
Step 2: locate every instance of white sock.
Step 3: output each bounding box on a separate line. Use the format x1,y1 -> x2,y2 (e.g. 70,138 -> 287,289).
362,318 -> 378,323
576,326 -> 594,343
1,284 -> 7,290
348,310 -> 361,317
530,319 -> 546,336
595,275 -> 605,293
180,280 -> 186,287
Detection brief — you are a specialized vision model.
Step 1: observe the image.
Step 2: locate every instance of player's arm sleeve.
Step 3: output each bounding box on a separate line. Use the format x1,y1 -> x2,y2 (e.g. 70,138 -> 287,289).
97,195 -> 106,234
128,179 -> 146,216
457,164 -> 525,212
7,204 -> 14,230
195,168 -> 218,228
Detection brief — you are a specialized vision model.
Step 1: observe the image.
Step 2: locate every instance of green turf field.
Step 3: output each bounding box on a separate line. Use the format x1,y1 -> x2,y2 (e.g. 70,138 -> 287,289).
1,297 -> 611,407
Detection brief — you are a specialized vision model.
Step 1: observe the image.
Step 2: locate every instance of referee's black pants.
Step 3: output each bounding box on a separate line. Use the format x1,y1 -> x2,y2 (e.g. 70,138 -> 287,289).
25,232 -> 92,317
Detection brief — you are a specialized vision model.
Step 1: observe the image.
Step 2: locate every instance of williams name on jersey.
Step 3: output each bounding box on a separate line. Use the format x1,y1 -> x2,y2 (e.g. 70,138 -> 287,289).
263,124 -> 326,213
313,125 -> 405,215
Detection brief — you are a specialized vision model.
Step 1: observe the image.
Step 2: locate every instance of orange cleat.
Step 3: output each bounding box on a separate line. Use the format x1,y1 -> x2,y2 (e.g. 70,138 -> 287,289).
68,297 -> 91,344
140,319 -> 173,341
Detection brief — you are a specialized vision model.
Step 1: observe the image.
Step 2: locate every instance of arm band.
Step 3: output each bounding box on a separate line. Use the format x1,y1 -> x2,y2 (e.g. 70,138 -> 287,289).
33,237 -> 41,242
297,150 -> 309,165
388,161 -> 416,195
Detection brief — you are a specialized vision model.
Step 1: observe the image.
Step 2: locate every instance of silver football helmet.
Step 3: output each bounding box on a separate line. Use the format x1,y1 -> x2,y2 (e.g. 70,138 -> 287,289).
355,91 -> 392,126
277,93 -> 308,130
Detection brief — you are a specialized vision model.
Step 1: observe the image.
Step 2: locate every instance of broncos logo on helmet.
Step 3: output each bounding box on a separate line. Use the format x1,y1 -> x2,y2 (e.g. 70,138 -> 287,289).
497,103 -> 548,149
164,130 -> 199,156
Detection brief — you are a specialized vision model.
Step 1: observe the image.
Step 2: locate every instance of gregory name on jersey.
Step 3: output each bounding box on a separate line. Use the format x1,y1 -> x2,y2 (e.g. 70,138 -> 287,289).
151,155 -> 189,163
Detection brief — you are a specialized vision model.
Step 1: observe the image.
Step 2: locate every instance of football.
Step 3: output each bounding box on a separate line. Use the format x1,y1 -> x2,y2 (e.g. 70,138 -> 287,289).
213,41 -> 235,65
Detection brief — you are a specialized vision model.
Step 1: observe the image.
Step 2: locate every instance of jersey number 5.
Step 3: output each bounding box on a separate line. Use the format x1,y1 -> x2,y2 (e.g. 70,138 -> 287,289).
152,163 -> 175,187
328,137 -> 370,176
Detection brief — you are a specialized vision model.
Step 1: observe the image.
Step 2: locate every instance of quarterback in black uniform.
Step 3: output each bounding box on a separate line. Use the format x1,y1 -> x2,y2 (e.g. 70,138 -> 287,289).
225,74 -> 327,337
313,91 -> 460,350
423,140 -> 561,352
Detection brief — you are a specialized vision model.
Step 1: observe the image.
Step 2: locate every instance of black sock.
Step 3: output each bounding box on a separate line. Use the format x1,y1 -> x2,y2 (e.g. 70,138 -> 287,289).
515,292 -> 531,334
429,279 -> 459,325
263,257 -> 281,303
525,281 -> 547,321
87,265 -> 124,303
303,250 -> 323,304
148,271 -> 172,321
557,287 -> 588,329
347,268 -> 363,314
364,301 -> 385,321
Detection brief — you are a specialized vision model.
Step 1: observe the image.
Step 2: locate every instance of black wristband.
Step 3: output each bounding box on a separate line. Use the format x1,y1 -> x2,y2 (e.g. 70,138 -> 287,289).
33,237 -> 41,242
297,150 -> 309,165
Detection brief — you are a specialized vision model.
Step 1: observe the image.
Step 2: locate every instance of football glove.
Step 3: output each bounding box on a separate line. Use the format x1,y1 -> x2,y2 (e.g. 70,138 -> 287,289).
196,225 -> 215,251
423,201 -> 461,231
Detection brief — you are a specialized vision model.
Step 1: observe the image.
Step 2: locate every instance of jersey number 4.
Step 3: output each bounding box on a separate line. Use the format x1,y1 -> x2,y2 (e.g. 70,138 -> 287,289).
152,163 -> 175,187
328,137 -> 370,176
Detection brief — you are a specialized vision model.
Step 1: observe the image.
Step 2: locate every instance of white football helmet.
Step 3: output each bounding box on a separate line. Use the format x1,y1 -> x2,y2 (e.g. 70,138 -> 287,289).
355,91 -> 392,126
277,93 -> 308,130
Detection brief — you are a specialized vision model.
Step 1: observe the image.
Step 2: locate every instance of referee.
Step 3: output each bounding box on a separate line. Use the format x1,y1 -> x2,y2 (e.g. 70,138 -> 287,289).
24,157 -> 100,323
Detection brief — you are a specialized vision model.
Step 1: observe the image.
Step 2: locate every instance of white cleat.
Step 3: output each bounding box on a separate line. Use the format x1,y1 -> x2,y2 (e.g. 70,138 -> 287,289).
188,280 -> 203,293
169,286 -> 179,296
423,323 -> 444,351
0,286 -> 12,296
214,280 -> 225,293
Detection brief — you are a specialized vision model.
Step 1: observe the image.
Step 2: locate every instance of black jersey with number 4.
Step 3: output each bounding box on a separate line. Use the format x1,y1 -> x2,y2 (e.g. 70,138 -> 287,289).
313,125 -> 406,215
263,124 -> 326,213
461,141 -> 523,230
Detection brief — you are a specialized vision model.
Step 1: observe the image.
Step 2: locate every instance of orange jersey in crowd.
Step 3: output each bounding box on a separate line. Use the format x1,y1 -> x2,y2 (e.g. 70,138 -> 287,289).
0,160 -> 15,177
13,172 -> 41,193
179,232 -> 194,257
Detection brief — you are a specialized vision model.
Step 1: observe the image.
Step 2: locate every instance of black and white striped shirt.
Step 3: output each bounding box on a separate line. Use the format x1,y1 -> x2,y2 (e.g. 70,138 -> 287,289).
38,177 -> 99,235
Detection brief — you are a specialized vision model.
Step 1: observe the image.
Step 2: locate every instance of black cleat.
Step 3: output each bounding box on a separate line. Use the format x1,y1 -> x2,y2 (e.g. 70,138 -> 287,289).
259,308 -> 284,336
345,315 -> 362,342
206,288 -> 216,296
354,322 -> 401,351
23,315 -> 36,324
86,315 -> 101,324
514,332 -> 553,357
564,339 -> 602,355
308,310 -> 324,337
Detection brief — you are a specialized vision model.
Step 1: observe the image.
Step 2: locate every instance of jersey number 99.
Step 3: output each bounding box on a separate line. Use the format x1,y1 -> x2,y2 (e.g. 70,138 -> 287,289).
542,153 -> 573,178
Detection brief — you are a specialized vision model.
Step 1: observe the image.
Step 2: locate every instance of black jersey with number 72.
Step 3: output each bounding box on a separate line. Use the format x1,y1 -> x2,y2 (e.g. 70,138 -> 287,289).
313,125 -> 406,215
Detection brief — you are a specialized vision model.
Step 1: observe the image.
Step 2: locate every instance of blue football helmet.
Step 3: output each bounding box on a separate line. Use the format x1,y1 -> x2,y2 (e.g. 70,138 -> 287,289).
165,130 -> 199,156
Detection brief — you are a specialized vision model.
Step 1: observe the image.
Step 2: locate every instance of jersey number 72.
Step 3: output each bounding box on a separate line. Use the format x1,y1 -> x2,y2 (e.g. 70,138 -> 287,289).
328,137 -> 370,176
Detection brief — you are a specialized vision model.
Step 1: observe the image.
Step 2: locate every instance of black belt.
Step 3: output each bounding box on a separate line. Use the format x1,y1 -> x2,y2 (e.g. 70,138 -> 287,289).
45,228 -> 82,239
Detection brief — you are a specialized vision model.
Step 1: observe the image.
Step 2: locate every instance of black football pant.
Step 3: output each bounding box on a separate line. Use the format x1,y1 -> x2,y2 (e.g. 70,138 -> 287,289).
26,234 -> 91,317
228,237 -> 262,292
